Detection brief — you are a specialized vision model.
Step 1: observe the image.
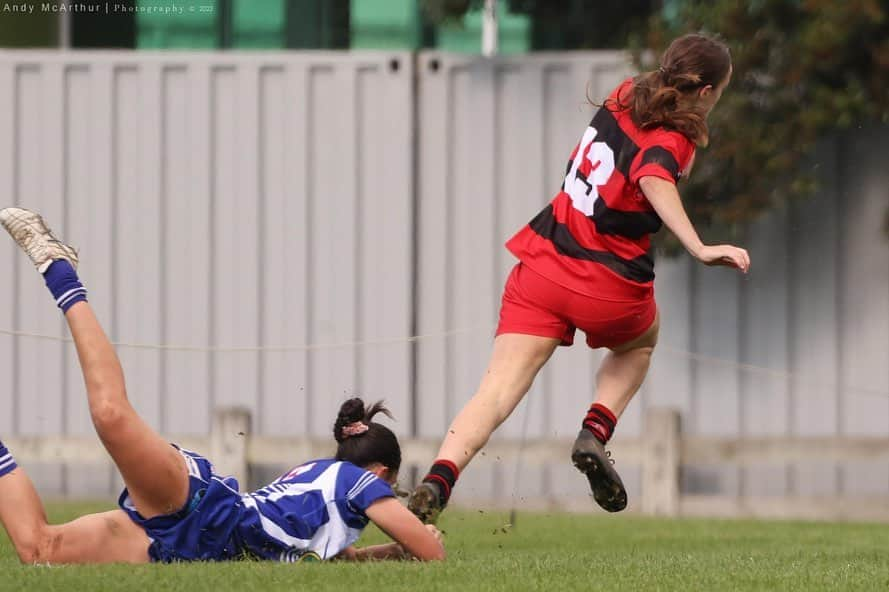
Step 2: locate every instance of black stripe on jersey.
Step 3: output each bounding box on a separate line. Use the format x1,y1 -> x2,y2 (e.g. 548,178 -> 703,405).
589,108 -> 639,178
638,146 -> 680,181
591,197 -> 663,239
529,205 -> 654,283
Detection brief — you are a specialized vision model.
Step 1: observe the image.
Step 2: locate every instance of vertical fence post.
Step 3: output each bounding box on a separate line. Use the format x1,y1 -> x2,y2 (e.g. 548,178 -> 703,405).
210,407 -> 251,487
641,407 -> 681,516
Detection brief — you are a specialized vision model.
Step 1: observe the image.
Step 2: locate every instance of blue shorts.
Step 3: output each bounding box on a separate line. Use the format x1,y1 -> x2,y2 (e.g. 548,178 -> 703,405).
118,446 -> 245,562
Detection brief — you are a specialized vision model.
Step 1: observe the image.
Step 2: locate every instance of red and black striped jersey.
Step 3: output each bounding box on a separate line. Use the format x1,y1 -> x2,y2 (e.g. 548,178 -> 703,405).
506,79 -> 695,301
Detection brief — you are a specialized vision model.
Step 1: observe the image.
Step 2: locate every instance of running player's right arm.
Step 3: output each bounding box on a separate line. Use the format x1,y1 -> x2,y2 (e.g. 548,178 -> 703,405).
364,497 -> 446,561
639,175 -> 750,273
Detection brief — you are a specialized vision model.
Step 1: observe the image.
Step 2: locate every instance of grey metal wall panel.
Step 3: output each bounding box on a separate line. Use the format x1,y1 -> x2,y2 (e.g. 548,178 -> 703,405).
162,65 -> 211,436
0,61 -> 15,436
647,256 -> 694,416
741,208 -> 791,438
65,64 -> 115,439
839,128 -> 889,436
211,65 -> 257,420
740,207 -> 791,496
414,54 -> 451,440
692,266 -> 742,436
115,65 -> 163,432
789,140 -> 842,496
258,64 -> 308,437
837,129 -> 889,495
352,65 -> 413,432
15,64 -> 66,438
308,67 -> 360,436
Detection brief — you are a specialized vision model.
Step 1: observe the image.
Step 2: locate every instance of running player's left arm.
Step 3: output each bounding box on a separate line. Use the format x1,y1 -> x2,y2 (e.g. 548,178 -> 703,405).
640,176 -> 750,272
632,131 -> 749,272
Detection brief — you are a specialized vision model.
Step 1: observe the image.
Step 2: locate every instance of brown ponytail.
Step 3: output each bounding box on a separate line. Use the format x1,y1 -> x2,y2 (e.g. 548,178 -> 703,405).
608,33 -> 731,146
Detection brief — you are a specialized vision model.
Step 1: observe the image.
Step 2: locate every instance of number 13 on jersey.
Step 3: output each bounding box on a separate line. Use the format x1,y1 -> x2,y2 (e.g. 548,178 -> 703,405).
563,126 -> 616,216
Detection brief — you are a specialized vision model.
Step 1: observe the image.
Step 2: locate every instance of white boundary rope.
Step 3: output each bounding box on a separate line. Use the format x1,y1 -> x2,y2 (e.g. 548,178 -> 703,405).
0,326 -> 480,352
1,324 -> 887,398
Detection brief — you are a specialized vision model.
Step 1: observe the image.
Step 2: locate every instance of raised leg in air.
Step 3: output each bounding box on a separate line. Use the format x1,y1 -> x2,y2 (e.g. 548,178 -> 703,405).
0,207 -> 192,563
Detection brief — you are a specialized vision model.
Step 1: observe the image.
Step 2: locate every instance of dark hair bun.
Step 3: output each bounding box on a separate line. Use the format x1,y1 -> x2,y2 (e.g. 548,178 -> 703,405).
332,398 -> 396,443
334,398 -> 366,443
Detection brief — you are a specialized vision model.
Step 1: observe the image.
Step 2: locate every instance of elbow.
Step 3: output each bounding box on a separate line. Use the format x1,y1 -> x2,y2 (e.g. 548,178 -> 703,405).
90,398 -> 128,434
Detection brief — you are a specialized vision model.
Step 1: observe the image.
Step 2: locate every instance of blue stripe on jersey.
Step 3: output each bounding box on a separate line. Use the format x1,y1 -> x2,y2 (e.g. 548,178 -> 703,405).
236,459 -> 394,561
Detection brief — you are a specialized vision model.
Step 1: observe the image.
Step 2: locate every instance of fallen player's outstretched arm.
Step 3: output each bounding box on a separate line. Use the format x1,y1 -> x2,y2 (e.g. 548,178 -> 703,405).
349,497 -> 445,561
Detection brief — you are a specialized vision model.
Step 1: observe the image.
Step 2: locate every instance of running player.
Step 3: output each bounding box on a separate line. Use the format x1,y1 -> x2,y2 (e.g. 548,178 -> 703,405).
409,33 -> 750,521
0,207 -> 444,564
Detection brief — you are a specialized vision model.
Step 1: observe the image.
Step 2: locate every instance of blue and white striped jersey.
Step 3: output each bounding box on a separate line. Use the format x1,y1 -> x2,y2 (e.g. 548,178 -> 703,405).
236,459 -> 394,561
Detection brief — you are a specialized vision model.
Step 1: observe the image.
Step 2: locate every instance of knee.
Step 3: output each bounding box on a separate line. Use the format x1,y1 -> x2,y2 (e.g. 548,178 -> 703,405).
90,398 -> 128,433
636,345 -> 656,358
618,344 -> 655,362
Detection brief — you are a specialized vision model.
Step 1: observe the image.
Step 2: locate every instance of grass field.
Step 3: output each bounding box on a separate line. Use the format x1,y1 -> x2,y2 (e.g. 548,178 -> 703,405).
1,502 -> 887,591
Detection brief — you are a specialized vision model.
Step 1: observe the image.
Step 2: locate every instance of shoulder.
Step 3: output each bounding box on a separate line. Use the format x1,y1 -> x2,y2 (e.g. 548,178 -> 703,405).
334,462 -> 395,516
645,127 -> 695,161
335,463 -> 393,499
611,77 -> 634,101
335,461 -> 384,490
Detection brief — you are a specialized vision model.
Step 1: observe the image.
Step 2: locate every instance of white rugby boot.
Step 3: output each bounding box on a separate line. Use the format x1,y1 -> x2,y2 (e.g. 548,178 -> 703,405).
0,207 -> 78,273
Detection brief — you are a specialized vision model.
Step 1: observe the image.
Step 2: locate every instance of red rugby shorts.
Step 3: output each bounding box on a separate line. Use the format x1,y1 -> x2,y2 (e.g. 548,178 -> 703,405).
496,262 -> 656,349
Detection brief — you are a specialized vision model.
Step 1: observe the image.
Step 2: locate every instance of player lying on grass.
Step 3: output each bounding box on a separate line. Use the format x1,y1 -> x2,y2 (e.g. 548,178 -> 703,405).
409,33 -> 750,522
0,208 -> 444,564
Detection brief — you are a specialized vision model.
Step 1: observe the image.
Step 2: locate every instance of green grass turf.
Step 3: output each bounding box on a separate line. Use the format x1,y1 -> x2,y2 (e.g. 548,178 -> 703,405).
1,501 -> 887,591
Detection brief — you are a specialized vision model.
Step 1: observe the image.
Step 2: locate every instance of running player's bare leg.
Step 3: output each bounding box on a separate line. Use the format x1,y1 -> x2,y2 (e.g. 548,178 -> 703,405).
569,311 -> 660,512
593,310 -> 660,417
408,334 -> 558,522
435,333 -> 560,470
433,313 -> 659,473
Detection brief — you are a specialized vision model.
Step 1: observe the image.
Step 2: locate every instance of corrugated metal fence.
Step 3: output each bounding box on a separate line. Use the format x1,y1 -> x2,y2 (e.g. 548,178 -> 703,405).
0,50 -> 886,504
